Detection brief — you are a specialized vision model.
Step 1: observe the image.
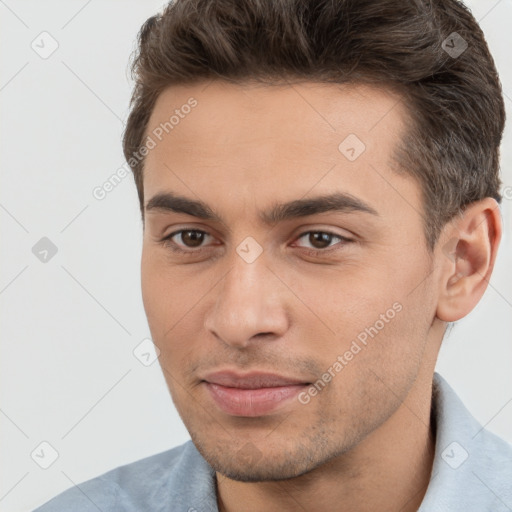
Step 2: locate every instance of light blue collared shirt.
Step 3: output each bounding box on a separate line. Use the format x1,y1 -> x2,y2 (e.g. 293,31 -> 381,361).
33,372 -> 512,511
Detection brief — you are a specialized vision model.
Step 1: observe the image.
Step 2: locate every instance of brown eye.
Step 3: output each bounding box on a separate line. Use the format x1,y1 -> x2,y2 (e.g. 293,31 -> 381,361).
295,231 -> 350,252
162,229 -> 214,253
179,230 -> 206,247
308,232 -> 335,249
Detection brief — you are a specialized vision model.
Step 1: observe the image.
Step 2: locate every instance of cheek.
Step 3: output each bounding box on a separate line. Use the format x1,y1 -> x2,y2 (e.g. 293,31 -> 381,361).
141,248 -> 165,332
141,248 -> 192,327
286,260 -> 431,368
140,248 -> 211,367
140,248 -> 189,348
280,263 -> 397,341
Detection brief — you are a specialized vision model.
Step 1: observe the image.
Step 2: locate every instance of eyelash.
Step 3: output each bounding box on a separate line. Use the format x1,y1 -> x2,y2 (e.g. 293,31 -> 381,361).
161,229 -> 353,256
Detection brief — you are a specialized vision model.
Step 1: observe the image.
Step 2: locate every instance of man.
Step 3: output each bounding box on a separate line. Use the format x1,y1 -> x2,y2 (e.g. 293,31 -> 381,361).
34,0 -> 511,511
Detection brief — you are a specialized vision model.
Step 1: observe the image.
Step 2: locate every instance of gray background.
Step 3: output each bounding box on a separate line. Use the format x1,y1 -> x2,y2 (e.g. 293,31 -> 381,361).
1,1 -> 511,511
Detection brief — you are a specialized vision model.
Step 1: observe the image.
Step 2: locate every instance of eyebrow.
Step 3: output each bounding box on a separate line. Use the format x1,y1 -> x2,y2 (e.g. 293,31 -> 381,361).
145,191 -> 379,226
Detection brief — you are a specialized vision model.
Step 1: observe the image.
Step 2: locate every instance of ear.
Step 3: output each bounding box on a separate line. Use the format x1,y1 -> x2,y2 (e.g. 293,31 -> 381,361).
435,197 -> 502,322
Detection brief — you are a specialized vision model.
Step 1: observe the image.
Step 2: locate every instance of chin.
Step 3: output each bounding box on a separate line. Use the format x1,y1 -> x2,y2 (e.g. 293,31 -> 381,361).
191,433 -> 326,482
209,456 -> 313,482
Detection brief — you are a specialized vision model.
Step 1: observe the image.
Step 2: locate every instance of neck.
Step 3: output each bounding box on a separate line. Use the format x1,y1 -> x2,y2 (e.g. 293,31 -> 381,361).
215,367 -> 436,512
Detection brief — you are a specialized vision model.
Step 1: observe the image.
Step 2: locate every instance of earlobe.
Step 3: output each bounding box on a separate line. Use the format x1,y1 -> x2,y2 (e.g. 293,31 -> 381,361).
435,198 -> 502,323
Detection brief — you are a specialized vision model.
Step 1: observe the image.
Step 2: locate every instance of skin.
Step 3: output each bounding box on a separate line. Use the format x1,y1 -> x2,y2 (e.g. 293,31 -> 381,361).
140,80 -> 501,512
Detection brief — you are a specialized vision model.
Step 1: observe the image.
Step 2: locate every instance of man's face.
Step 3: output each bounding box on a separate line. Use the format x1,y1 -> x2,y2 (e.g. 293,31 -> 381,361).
141,81 -> 440,481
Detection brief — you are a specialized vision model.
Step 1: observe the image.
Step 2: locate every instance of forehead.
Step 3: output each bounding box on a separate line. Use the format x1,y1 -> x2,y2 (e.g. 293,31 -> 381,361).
142,80 -> 420,226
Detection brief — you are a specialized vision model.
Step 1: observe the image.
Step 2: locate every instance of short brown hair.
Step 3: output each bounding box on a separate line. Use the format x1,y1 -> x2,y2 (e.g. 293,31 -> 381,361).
122,0 -> 505,250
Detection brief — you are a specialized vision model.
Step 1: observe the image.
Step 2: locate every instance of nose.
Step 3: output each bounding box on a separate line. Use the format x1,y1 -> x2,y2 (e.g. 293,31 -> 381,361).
204,248 -> 289,349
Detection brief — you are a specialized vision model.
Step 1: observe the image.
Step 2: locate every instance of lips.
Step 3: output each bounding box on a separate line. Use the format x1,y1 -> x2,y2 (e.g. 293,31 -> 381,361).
203,371 -> 310,389
201,371 -> 311,417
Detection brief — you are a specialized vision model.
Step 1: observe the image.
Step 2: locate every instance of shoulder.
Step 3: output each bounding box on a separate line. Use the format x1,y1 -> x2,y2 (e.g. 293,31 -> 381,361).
468,420 -> 512,501
420,373 -> 512,511
32,440 -> 212,512
433,372 -> 512,473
